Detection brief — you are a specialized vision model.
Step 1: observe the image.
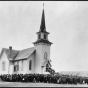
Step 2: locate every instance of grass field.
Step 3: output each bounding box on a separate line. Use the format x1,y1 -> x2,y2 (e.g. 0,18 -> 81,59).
0,82 -> 88,87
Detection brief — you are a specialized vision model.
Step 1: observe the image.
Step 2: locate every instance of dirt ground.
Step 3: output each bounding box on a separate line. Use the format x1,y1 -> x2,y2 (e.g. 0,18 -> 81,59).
0,82 -> 88,87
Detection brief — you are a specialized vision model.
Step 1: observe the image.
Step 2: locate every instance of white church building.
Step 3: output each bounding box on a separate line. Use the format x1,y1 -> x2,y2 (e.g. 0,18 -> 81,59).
0,7 -> 53,75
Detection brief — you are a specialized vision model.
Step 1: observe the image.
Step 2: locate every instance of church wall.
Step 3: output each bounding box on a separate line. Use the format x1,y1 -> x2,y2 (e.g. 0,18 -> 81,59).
17,61 -> 21,73
41,44 -> 50,61
19,60 -> 24,73
9,61 -> 14,74
21,60 -> 27,74
41,45 -> 50,74
35,45 -> 43,74
14,59 -> 27,74
14,52 -> 35,74
27,52 -> 35,74
0,51 -> 9,75
34,44 -> 50,74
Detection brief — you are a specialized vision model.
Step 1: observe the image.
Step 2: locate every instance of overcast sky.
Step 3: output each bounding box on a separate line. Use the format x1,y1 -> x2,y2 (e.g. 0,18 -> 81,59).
0,1 -> 88,72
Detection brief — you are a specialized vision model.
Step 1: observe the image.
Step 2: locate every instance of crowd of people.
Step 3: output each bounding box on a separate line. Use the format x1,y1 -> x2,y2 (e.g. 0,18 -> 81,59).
0,73 -> 88,84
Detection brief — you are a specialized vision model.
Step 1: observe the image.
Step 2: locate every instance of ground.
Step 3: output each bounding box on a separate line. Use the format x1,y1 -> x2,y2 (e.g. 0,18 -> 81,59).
0,82 -> 88,87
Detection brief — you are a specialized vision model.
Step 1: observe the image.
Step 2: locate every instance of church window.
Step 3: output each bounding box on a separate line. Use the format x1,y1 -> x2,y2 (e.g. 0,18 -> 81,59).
2,61 -> 5,71
14,65 -> 16,71
38,34 -> 41,39
14,61 -> 19,72
44,34 -> 46,39
17,61 -> 19,71
29,60 -> 32,70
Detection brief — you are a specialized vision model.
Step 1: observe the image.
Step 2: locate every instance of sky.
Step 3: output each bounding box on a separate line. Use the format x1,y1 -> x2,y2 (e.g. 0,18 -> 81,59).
0,1 -> 88,72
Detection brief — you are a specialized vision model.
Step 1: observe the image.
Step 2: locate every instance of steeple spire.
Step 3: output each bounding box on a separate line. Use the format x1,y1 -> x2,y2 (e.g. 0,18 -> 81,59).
40,3 -> 46,32
36,3 -> 49,34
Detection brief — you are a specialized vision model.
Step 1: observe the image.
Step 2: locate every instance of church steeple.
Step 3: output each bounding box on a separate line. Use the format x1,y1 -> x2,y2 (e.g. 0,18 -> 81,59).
39,4 -> 46,32
33,4 -> 52,74
37,4 -> 49,34
33,4 -> 52,46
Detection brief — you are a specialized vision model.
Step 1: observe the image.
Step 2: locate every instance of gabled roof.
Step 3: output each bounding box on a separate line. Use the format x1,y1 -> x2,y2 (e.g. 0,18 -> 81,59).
0,47 -> 35,61
42,59 -> 52,67
0,48 -> 18,60
14,47 -> 35,60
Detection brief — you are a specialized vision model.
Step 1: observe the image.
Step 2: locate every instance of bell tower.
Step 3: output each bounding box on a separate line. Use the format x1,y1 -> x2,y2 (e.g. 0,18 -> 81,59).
33,4 -> 52,74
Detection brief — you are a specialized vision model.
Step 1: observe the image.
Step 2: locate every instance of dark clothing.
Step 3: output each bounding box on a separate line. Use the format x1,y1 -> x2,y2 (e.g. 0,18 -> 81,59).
1,73 -> 88,85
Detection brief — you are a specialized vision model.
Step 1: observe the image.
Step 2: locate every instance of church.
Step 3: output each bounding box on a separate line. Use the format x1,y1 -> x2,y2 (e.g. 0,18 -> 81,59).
0,6 -> 53,75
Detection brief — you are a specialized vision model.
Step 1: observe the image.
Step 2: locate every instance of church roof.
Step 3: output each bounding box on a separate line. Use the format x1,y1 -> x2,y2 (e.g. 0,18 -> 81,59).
0,48 -> 18,60
0,47 -> 35,61
42,59 -> 52,67
15,47 -> 35,60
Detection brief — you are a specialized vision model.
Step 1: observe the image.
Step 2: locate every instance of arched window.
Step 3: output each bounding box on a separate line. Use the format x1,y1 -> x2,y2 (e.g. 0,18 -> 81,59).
14,65 -> 16,72
44,34 -> 46,39
38,34 -> 41,39
2,61 -> 5,71
29,60 -> 32,70
17,61 -> 19,71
